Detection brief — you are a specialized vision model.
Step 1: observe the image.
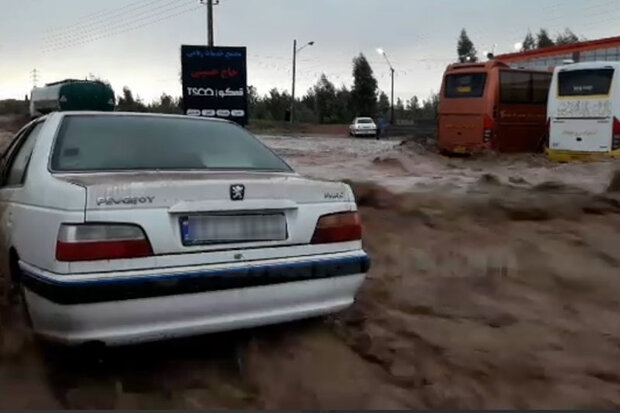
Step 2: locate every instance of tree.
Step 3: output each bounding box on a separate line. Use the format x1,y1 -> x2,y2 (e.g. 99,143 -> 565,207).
334,85 -> 353,123
407,96 -> 420,113
555,28 -> 580,45
351,53 -> 378,117
536,29 -> 555,49
117,87 -> 135,107
377,91 -> 390,118
147,93 -> 181,114
247,85 -> 259,108
395,98 -> 405,111
522,31 -> 536,51
116,87 -> 146,112
421,93 -> 439,119
457,29 -> 478,63
313,74 -> 338,123
247,85 -> 266,119
263,88 -> 291,121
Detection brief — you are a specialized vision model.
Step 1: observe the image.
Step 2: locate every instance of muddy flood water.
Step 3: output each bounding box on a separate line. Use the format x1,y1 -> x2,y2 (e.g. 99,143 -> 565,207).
1,132 -> 620,409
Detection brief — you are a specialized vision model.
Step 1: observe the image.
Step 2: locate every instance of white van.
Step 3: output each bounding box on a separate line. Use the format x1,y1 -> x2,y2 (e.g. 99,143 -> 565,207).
547,61 -> 620,161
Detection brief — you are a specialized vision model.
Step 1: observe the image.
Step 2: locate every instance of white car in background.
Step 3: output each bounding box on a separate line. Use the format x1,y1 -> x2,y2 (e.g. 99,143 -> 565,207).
0,112 -> 369,346
349,117 -> 378,137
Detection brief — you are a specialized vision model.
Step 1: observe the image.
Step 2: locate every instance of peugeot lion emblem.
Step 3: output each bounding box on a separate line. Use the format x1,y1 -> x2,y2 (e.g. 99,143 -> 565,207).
230,184 -> 245,201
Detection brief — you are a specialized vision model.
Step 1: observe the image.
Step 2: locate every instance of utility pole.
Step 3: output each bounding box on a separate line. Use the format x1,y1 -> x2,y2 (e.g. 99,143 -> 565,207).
290,39 -> 314,124
200,0 -> 219,46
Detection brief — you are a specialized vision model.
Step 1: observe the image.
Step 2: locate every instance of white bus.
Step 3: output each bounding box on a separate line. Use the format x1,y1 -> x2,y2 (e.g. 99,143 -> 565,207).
547,61 -> 620,161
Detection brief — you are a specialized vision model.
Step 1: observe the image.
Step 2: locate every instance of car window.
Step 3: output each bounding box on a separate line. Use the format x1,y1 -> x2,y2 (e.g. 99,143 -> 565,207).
51,115 -> 292,172
4,122 -> 44,187
357,119 -> 373,124
532,73 -> 552,104
500,71 -> 531,104
558,68 -> 614,97
444,73 -> 487,98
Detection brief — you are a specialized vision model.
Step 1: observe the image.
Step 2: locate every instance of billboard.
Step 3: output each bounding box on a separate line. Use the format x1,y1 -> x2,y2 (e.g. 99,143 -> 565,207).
181,45 -> 248,126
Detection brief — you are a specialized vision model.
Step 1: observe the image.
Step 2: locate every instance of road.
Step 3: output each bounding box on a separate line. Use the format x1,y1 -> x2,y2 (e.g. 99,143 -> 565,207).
0,133 -> 620,409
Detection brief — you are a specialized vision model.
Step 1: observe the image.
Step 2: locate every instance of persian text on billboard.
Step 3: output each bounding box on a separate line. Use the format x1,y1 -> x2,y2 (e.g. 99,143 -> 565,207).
181,45 -> 248,126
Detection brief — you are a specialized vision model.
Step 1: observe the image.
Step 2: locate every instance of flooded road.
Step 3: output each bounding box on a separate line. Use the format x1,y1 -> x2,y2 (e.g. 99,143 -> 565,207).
260,135 -> 618,194
0,132 -> 620,409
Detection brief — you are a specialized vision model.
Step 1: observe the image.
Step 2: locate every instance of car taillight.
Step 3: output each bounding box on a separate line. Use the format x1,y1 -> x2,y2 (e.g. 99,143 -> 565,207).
613,117 -> 620,150
483,115 -> 494,143
311,212 -> 362,244
56,224 -> 153,262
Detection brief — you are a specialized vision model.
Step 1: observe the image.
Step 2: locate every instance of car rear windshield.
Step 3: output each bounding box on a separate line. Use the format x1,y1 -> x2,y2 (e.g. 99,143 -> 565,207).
51,115 -> 292,172
357,118 -> 373,124
444,73 -> 487,98
558,68 -> 614,97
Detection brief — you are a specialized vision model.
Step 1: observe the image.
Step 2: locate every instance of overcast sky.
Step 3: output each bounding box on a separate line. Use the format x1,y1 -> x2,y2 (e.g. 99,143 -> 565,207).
1,0 -> 619,102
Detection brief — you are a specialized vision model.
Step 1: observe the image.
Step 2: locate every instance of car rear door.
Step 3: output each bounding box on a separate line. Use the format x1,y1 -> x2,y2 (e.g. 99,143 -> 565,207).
0,121 -> 45,289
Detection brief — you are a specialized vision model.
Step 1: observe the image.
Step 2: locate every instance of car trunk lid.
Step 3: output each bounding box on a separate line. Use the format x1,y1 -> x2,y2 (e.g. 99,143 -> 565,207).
55,171 -> 354,254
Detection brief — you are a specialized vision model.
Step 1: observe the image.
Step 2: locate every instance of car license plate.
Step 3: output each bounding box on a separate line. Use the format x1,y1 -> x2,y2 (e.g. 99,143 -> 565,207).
180,213 -> 287,245
453,146 -> 467,153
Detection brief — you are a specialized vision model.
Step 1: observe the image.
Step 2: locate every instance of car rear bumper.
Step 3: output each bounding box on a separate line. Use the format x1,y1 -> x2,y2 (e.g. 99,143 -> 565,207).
439,141 -> 489,154
546,148 -> 620,162
19,251 -> 368,346
352,129 -> 377,135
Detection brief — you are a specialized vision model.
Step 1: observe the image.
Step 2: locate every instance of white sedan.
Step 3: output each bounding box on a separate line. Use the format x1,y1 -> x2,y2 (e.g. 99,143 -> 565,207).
349,117 -> 378,137
0,112 -> 369,346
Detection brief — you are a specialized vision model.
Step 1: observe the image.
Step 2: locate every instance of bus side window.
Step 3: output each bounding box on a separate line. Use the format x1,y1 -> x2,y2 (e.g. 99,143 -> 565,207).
500,71 -> 530,104
532,73 -> 552,104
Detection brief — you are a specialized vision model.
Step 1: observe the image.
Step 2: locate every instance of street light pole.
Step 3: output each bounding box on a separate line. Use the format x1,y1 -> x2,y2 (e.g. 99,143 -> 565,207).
377,48 -> 396,125
390,67 -> 395,126
290,39 -> 314,124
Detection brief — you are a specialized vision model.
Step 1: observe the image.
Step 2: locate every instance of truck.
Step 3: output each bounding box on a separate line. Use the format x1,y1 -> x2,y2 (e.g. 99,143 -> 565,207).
30,79 -> 115,118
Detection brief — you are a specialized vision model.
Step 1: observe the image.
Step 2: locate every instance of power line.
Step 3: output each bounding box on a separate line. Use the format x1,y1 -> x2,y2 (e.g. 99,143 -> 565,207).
44,0 -> 172,36
43,2 -> 198,52
45,0 -> 190,47
43,4 -> 201,53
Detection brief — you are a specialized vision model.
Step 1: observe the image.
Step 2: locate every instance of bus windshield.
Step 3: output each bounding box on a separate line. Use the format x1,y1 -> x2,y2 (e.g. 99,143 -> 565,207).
444,73 -> 487,98
558,68 -> 614,97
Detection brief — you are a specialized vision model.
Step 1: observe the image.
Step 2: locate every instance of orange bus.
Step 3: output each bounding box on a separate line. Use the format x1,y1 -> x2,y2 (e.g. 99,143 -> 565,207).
438,61 -> 552,154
